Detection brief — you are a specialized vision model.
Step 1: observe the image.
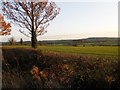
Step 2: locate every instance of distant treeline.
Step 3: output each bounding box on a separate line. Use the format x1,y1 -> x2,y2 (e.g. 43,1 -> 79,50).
40,37 -> 120,46
2,37 -> 120,46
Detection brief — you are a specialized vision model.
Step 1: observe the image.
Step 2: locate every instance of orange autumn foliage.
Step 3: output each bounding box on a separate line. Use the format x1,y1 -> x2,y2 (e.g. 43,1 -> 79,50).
30,65 -> 47,81
0,14 -> 11,35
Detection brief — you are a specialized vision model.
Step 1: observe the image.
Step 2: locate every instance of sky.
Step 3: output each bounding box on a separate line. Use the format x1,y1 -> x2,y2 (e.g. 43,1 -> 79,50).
0,0 -> 119,42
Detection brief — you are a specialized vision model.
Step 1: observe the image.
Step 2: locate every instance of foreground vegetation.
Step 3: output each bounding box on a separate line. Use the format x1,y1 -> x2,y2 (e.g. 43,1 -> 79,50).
2,46 -> 120,88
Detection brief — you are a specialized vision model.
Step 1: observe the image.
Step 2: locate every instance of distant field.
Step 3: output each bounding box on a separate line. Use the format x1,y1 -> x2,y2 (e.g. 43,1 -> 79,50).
38,46 -> 119,56
2,45 -> 119,56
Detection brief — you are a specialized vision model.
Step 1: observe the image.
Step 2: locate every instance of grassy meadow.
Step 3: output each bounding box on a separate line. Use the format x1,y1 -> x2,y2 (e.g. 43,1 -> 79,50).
2,45 -> 119,56
38,45 -> 119,56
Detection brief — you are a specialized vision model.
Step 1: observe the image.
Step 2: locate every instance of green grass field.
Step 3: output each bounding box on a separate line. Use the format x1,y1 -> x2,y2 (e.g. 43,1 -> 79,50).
38,46 -> 119,56
2,45 -> 119,56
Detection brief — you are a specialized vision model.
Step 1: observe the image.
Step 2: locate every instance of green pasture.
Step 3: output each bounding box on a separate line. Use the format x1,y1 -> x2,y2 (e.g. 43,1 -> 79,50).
38,46 -> 119,56
2,45 -> 119,56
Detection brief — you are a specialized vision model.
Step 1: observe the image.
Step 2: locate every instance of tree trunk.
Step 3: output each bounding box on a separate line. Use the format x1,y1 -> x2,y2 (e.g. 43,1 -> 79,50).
31,2 -> 37,48
31,31 -> 37,48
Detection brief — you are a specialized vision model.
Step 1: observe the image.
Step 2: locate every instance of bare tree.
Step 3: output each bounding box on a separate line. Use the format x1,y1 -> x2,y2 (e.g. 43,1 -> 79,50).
8,37 -> 16,45
2,0 -> 60,48
0,14 -> 11,35
20,38 -> 23,45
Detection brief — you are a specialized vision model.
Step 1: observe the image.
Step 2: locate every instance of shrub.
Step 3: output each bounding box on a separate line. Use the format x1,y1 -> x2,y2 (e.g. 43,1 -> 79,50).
2,48 -> 119,88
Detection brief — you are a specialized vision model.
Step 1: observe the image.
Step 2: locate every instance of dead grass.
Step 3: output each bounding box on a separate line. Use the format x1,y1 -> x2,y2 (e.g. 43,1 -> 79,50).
2,47 -> 120,89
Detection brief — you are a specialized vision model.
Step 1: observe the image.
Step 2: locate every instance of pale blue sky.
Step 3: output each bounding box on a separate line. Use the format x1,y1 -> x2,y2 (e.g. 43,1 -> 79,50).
0,1 -> 118,42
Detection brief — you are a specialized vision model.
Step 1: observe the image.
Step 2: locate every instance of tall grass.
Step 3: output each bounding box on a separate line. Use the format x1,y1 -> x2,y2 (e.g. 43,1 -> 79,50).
2,47 -> 120,88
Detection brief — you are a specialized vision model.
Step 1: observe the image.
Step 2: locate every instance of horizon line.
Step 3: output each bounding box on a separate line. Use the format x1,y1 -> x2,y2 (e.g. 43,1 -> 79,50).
0,36 -> 119,43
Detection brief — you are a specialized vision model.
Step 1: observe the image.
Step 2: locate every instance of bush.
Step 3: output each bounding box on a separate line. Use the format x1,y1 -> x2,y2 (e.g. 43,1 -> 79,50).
2,48 -> 119,88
